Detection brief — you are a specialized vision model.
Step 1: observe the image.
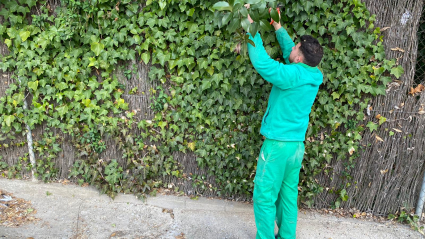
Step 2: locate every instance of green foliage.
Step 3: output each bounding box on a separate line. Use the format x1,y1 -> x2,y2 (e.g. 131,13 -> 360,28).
150,86 -> 168,112
79,129 -> 106,155
0,154 -> 32,179
0,0 -> 402,205
388,210 -> 424,234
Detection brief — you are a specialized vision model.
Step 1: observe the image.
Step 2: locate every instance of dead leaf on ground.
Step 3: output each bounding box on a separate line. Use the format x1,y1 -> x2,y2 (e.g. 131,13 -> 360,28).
162,208 -> 175,219
375,135 -> 384,142
0,190 -> 39,227
381,27 -> 391,31
59,179 -> 70,185
409,84 -> 424,95
375,114 -> 381,119
175,232 -> 186,239
392,128 -> 402,132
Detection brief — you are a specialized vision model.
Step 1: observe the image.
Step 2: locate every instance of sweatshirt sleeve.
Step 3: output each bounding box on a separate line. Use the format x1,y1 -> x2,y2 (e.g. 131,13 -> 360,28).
275,28 -> 295,64
247,32 -> 300,90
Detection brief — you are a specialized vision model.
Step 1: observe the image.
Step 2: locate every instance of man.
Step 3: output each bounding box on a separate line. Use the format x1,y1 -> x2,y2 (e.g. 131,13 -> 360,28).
245,7 -> 324,239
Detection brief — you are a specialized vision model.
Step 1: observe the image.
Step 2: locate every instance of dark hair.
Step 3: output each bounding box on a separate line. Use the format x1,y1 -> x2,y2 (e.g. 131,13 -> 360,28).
299,35 -> 323,67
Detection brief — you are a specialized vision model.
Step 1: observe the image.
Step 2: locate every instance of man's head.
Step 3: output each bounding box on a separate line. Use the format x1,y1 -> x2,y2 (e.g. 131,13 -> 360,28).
289,35 -> 323,67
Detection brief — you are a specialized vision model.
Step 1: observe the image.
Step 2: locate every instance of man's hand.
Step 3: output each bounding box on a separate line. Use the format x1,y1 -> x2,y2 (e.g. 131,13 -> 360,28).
245,4 -> 253,23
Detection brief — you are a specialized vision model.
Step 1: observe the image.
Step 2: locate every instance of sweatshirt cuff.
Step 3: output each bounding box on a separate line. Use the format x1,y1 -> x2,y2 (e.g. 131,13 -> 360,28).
275,27 -> 286,34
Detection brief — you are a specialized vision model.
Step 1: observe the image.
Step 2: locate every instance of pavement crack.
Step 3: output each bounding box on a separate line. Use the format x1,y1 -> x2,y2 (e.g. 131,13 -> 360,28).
76,200 -> 83,234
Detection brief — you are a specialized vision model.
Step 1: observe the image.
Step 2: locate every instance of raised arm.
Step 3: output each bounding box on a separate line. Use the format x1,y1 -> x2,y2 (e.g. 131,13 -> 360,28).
275,28 -> 295,64
271,12 -> 295,64
247,32 -> 300,90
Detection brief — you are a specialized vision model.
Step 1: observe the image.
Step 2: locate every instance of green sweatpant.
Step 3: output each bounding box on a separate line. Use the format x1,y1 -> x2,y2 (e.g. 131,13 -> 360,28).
253,139 -> 304,239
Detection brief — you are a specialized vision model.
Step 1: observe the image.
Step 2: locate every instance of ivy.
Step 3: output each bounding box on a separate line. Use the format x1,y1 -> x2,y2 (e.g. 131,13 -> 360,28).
0,0 -> 402,206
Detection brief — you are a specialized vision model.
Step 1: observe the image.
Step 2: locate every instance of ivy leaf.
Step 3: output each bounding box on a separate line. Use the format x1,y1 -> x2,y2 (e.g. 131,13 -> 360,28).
187,142 -> 196,151
3,115 -> 15,127
56,105 -> 68,118
201,80 -> 212,91
212,2 -> 233,11
88,79 -> 100,89
366,121 -> 378,132
22,0 -> 37,8
36,36 -> 49,50
158,121 -> 167,130
379,116 -> 387,125
4,39 -> 11,48
63,91 -> 74,100
159,0 -> 167,10
187,8 -> 195,17
318,26 -> 326,35
28,81 -> 38,91
141,52 -> 150,64
91,42 -> 104,56
390,65 -> 404,79
81,99 -> 91,107
331,92 -> 340,100
19,31 -> 30,42
88,57 -> 98,68
206,66 -> 214,76
12,93 -> 24,107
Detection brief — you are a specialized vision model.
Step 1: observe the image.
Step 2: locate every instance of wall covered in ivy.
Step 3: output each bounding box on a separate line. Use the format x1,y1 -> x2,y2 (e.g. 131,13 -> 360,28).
0,0 -> 422,215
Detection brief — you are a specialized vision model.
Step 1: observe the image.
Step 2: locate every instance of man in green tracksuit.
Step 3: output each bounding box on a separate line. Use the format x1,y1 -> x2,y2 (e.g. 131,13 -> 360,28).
246,9 -> 324,239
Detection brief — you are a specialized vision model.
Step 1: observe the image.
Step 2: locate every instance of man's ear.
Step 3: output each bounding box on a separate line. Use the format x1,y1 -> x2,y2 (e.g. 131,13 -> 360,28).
298,54 -> 304,64
295,55 -> 302,63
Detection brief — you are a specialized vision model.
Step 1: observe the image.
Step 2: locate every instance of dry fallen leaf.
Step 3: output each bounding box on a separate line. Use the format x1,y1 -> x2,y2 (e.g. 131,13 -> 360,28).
380,169 -> 389,175
175,232 -> 186,239
391,47 -> 405,52
375,135 -> 384,142
0,190 -> 39,227
349,146 -> 355,155
409,84 -> 425,95
419,110 -> 425,115
381,27 -> 391,31
392,128 -> 402,132
375,114 -> 381,119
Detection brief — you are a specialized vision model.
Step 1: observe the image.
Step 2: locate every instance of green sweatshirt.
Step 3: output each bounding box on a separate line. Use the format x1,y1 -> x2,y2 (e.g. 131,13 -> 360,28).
247,28 -> 323,141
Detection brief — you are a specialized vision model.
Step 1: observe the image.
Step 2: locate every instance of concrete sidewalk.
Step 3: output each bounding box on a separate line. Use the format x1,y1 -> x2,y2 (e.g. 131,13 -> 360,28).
0,178 -> 422,239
